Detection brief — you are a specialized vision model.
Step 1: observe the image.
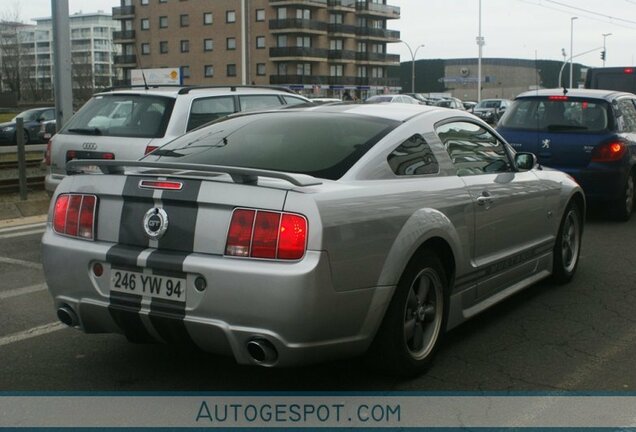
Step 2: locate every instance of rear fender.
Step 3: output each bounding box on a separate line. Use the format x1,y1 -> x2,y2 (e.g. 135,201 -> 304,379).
376,208 -> 462,288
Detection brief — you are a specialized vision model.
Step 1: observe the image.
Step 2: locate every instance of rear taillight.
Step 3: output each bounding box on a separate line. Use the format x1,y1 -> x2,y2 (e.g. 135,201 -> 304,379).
625,68 -> 634,74
44,139 -> 51,166
225,208 -> 307,260
52,194 -> 97,240
591,141 -> 627,162
145,145 -> 158,155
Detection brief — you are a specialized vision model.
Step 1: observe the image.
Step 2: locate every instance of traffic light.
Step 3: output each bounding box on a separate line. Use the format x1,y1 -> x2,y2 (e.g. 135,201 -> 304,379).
601,50 -> 606,60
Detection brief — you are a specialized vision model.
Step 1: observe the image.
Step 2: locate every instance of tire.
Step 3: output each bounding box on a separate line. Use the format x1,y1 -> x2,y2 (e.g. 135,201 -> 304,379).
23,130 -> 30,144
613,173 -> 635,222
369,249 -> 448,377
552,203 -> 582,284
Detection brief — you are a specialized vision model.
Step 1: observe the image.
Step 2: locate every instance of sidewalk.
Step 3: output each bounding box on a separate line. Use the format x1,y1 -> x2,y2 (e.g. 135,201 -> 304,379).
0,190 -> 50,225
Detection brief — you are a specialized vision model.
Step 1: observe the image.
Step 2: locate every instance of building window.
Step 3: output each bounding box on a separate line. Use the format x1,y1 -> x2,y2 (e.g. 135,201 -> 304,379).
182,65 -> 190,78
160,41 -> 168,53
357,66 -> 367,77
141,42 -> 150,55
159,16 -> 168,28
277,8 -> 286,19
203,12 -> 213,25
204,65 -> 214,77
141,0 -> 149,5
141,18 -> 149,30
159,0 -> 167,3
297,36 -> 310,47
357,42 -> 367,52
180,39 -> 189,53
180,14 -> 189,27
296,9 -> 311,19
277,35 -> 287,47
226,10 -> 236,23
227,37 -> 236,50
329,13 -> 343,24
256,36 -> 265,49
330,64 -> 343,76
204,38 -> 213,51
256,9 -> 265,22
296,63 -> 311,76
330,39 -> 343,50
277,63 -> 287,75
256,63 -> 266,76
371,67 -> 384,78
227,64 -> 237,77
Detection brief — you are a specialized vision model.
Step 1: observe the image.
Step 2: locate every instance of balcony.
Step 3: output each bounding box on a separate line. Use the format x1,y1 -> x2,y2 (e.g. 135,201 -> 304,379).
327,0 -> 356,10
114,54 -> 137,66
355,27 -> 400,41
269,18 -> 329,34
113,30 -> 136,42
112,5 -> 135,19
355,2 -> 400,18
327,49 -> 356,61
269,47 -> 328,60
356,77 -> 401,87
328,23 -> 357,35
355,52 -> 400,64
269,0 -> 327,7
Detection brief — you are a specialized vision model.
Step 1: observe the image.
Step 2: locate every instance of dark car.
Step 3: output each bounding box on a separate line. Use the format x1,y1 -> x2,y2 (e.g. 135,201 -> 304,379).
497,88 -> 636,220
472,99 -> 510,124
434,97 -> 465,110
0,107 -> 55,145
38,119 -> 57,142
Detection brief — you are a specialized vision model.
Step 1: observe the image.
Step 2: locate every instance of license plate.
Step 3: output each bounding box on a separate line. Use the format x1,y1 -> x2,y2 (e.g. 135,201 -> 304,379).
110,269 -> 186,302
81,165 -> 100,174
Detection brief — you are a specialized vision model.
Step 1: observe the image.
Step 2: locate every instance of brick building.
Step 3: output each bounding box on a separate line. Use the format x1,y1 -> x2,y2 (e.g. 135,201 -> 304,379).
113,0 -> 401,96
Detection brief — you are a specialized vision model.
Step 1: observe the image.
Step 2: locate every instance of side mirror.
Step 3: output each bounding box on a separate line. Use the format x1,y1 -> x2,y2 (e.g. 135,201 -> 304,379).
514,152 -> 537,171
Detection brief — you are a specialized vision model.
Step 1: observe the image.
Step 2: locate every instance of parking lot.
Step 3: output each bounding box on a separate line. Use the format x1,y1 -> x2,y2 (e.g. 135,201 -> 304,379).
1,209 -> 635,391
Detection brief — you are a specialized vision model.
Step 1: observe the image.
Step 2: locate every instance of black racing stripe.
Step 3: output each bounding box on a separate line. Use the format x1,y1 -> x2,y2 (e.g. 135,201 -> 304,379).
119,176 -> 154,247
148,298 -> 194,345
158,179 -> 202,252
145,250 -> 194,345
106,244 -> 145,268
108,290 -> 154,342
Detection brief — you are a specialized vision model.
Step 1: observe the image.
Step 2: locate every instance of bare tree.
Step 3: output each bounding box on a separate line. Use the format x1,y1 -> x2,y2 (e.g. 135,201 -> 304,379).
0,1 -> 25,101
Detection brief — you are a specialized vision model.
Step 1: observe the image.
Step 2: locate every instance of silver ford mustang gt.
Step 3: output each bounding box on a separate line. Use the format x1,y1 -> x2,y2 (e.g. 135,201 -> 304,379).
42,103 -> 584,376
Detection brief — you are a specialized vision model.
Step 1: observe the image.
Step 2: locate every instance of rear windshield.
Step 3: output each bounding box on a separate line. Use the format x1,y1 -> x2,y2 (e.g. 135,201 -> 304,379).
475,100 -> 501,109
499,97 -> 611,132
61,94 -> 175,138
144,112 -> 399,180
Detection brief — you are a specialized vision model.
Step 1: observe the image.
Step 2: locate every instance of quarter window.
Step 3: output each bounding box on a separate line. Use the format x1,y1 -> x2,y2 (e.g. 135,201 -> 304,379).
187,96 -> 236,131
388,134 -> 439,176
436,121 -> 512,176
617,99 -> 636,132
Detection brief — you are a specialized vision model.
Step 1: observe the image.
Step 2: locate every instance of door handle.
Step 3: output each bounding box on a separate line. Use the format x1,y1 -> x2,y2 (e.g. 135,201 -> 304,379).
477,191 -> 493,207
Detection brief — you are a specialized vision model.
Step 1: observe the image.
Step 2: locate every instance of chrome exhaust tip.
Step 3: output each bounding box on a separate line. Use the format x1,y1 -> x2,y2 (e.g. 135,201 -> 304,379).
57,305 -> 78,327
246,338 -> 278,365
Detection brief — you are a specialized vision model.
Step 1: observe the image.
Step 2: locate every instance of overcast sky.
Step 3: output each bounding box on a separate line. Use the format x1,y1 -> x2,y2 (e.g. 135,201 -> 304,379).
12,0 -> 636,66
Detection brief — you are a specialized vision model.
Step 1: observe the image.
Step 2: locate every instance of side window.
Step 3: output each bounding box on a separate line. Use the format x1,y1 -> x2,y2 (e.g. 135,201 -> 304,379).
283,95 -> 307,106
41,109 -> 55,121
238,94 -> 283,112
436,121 -> 512,176
617,99 -> 636,132
187,96 -> 236,131
388,134 -> 439,176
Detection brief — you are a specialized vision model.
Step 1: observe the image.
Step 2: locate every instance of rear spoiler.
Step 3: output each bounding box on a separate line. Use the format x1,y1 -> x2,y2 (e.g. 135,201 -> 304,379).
66,159 -> 323,187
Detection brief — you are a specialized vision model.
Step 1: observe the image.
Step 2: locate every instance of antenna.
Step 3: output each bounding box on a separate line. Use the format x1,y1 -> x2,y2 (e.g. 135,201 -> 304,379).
135,41 -> 149,90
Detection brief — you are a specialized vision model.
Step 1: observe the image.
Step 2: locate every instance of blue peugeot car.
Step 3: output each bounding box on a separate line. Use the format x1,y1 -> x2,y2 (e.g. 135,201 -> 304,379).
497,89 -> 636,220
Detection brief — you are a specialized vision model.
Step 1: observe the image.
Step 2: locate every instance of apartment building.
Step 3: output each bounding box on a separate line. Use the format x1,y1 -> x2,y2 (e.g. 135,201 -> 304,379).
0,12 -> 118,101
113,0 -> 401,96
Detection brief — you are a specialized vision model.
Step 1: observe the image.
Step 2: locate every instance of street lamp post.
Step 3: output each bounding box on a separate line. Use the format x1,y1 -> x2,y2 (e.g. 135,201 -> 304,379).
476,0 -> 484,102
401,41 -> 425,93
602,33 -> 612,67
569,16 -> 578,88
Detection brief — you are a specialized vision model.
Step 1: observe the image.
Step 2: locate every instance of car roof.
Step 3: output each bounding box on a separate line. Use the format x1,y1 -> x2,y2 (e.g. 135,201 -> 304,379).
284,102 -> 449,122
515,88 -> 633,101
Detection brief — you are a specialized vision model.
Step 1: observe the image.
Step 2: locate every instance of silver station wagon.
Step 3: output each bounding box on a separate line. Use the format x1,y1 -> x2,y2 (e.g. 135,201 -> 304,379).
42,103 -> 584,376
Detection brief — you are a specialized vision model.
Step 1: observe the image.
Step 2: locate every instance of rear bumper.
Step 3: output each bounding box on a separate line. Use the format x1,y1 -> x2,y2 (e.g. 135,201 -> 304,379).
45,172 -> 64,192
551,164 -> 629,202
41,231 -> 393,367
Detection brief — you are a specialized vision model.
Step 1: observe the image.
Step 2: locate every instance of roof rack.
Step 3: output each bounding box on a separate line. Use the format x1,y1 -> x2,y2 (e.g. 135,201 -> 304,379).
177,85 -> 296,95
100,84 -> 184,92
